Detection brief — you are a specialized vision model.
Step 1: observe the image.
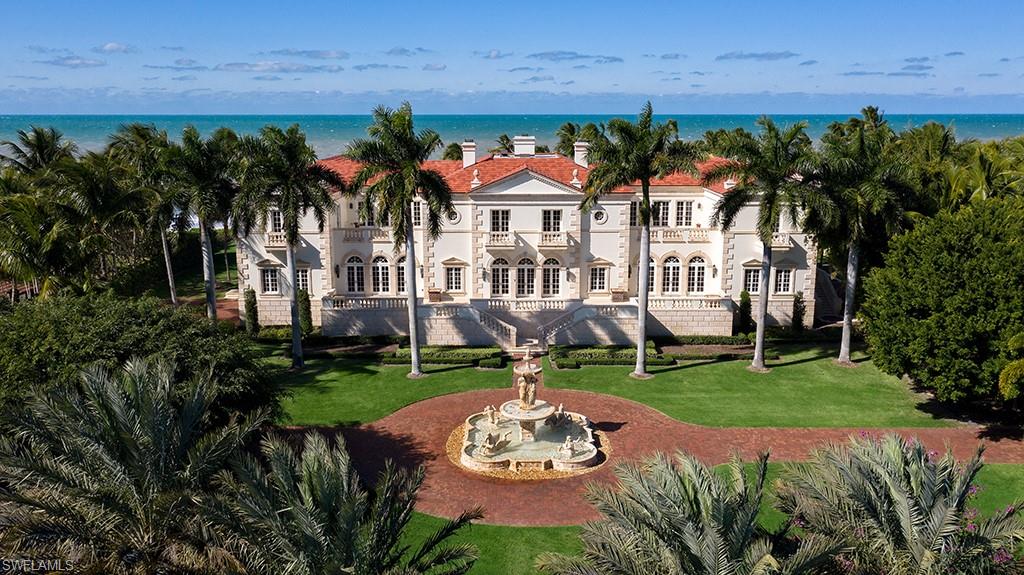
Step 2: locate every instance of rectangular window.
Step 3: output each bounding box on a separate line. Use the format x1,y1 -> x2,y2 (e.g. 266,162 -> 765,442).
269,210 -> 283,233
261,268 -> 279,294
541,209 -> 562,232
397,264 -> 406,294
357,201 -> 374,227
648,263 -> 655,293
516,266 -> 536,297
373,264 -> 389,293
491,209 -> 510,232
743,268 -> 760,294
652,201 -> 670,227
296,268 -> 309,292
492,266 -> 509,296
774,269 -> 792,294
542,267 -> 560,297
412,202 -> 422,227
772,213 -> 781,233
445,266 -> 463,292
629,202 -> 638,226
675,201 -> 693,227
378,210 -> 390,228
589,267 -> 607,292
347,264 -> 364,293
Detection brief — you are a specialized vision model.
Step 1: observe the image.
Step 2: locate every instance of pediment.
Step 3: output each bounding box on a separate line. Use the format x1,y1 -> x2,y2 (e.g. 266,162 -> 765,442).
470,169 -> 582,195
254,258 -> 284,268
441,256 -> 469,266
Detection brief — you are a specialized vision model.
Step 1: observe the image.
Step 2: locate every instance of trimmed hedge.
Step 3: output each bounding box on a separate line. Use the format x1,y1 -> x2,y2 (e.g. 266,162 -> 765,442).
655,334 -> 751,346
548,343 -> 675,368
384,346 -> 503,366
477,357 -> 505,369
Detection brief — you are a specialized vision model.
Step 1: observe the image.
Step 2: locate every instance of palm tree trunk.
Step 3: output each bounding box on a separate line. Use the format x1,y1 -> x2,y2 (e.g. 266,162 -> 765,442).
222,221 -> 233,284
199,219 -> 218,321
634,220 -> 651,377
286,242 -> 303,368
159,226 -> 179,306
405,207 -> 422,377
752,242 -> 772,370
838,242 -> 860,365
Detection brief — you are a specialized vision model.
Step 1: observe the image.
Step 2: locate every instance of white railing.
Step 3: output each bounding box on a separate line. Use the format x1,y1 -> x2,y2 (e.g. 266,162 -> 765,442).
771,231 -> 791,248
648,228 -> 711,243
486,299 -> 570,312
539,231 -> 567,246
539,304 -> 637,343
487,231 -> 514,246
422,304 -> 517,347
646,297 -> 728,310
340,228 -> 392,242
266,231 -> 286,247
322,296 -> 408,310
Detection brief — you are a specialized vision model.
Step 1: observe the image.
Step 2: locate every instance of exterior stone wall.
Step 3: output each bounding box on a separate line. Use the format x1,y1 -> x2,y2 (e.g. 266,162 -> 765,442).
550,316 -> 639,346
321,307 -> 493,345
258,296 -> 324,327
647,306 -> 734,337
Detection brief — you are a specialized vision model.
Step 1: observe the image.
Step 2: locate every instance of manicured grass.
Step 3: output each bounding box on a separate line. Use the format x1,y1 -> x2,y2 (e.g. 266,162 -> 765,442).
279,359 -> 511,426
544,344 -> 950,428
145,234 -> 238,301
404,463 -> 1024,574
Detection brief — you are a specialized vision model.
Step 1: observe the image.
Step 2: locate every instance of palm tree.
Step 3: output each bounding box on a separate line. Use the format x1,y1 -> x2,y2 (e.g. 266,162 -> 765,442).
210,432 -> 482,575
442,141 -> 463,161
942,143 -> 1020,210
345,102 -> 455,378
807,107 -> 914,365
554,121 -> 604,156
167,126 -> 240,320
0,357 -> 264,574
896,121 -> 966,216
776,434 -> 1024,574
109,123 -> 182,305
0,125 -> 78,174
235,124 -> 342,368
703,117 -> 814,372
0,192 -> 84,295
537,451 -> 841,575
490,133 -> 514,154
583,102 -> 704,378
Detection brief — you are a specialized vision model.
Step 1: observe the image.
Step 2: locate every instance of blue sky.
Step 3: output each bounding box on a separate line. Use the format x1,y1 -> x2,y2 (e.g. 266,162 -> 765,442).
3,0 -> 1023,113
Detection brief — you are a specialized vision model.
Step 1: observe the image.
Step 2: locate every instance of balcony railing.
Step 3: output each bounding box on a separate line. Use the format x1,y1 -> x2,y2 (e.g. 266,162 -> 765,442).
539,231 -> 567,246
266,231 -> 286,247
647,297 -> 728,310
340,227 -> 392,242
486,298 -> 570,312
322,296 -> 408,310
771,231 -> 791,248
487,231 -> 515,246
648,228 -> 711,243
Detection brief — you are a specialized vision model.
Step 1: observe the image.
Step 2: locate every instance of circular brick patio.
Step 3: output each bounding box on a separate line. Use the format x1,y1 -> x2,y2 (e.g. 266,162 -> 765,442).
332,386 -> 1024,526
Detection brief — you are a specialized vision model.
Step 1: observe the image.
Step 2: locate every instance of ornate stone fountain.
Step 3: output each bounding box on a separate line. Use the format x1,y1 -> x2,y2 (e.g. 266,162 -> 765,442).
459,349 -> 600,473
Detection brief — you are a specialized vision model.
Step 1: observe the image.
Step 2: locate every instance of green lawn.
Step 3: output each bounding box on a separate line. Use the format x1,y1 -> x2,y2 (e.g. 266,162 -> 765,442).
143,233 -> 238,301
544,344 -> 950,428
405,463 -> 1024,575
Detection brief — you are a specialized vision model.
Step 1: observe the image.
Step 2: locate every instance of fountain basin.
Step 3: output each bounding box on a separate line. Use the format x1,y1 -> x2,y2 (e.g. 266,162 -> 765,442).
459,409 -> 599,473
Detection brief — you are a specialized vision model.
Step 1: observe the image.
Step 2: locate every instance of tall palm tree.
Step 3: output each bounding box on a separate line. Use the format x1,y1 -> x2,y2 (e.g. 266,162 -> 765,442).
0,126 -> 78,174
703,117 -> 814,372
807,107 -> 915,365
345,102 -> 455,378
210,432 -> 482,575
235,124 -> 342,368
896,121 -> 965,216
776,434 -> 1024,574
0,192 -> 83,295
167,126 -> 240,320
109,123 -> 182,305
442,141 -> 463,161
554,121 -> 604,156
583,102 -> 704,378
490,133 -> 514,154
537,451 -> 841,575
942,143 -> 1020,210
0,357 -> 264,575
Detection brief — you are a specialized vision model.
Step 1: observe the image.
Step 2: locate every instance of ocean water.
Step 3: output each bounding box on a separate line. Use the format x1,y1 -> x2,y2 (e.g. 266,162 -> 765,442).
2,114 -> 1023,157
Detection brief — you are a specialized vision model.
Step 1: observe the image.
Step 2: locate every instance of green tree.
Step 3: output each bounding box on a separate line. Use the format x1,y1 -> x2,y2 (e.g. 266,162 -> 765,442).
738,289 -> 753,334
345,103 -> 455,378
243,286 -> 260,336
0,125 -> 78,175
490,133 -> 514,154
554,122 -> 604,156
776,434 -> 1024,574
167,126 -> 240,321
537,451 -> 840,575
442,141 -> 463,160
109,123 -> 182,305
0,358 -> 265,575
895,121 -> 966,215
0,190 -> 85,295
943,142 -> 1021,209
704,117 -> 814,371
235,124 -> 341,368
583,102 -> 703,377
807,107 -> 915,364
210,432 -> 481,575
860,198 -> 1024,403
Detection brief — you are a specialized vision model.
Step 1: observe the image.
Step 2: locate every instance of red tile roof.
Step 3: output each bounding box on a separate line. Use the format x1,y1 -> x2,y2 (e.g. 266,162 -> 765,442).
318,153 -> 731,195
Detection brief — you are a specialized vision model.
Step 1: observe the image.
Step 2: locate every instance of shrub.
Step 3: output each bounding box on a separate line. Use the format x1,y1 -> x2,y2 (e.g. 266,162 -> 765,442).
738,290 -> 753,334
297,288 -> 313,336
656,334 -> 751,346
391,346 -> 502,365
861,199 -> 1024,403
791,291 -> 806,332
999,359 -> 1024,401
477,357 -> 505,369
548,344 -> 674,366
0,293 -> 281,420
244,288 -> 259,337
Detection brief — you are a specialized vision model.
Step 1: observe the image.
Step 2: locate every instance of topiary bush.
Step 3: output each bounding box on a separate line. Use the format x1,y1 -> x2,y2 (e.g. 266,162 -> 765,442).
791,291 -> 806,332
738,290 -> 753,334
297,288 -> 313,336
861,198 -> 1024,403
244,287 -> 259,337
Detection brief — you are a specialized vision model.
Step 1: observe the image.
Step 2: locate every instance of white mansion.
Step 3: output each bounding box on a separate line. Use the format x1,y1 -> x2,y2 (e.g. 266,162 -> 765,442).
236,136 -> 835,349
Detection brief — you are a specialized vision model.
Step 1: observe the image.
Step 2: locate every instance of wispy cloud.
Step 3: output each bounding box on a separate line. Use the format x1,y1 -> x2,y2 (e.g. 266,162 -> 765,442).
386,47 -> 431,57
253,75 -> 282,81
660,53 -> 685,60
560,80 -> 574,85
690,71 -> 709,76
527,51 -> 622,64
840,71 -> 884,76
572,64 -> 590,70
504,66 -> 543,73
160,46 -> 185,52
691,83 -> 705,88
27,45 -> 67,54
716,51 -> 799,61
35,55 -> 105,68
902,64 -> 933,71
888,71 -> 930,77
8,75 -> 48,80
978,72 -> 1000,77
475,49 -> 512,59
215,61 -> 345,73
799,60 -> 818,66
519,75 -> 555,84
266,49 -> 349,60
904,56 -> 930,63
93,42 -> 137,54
422,63 -> 446,71
142,76 -> 160,81
945,51 -> 965,57
352,63 -> 407,71
170,75 -> 196,81
660,77 -> 682,82
144,58 -> 208,71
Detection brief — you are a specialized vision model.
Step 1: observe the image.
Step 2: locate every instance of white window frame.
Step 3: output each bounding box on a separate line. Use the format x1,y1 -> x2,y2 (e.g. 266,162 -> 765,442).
743,268 -> 761,294
491,209 -> 510,232
652,201 -> 670,227
396,257 -> 407,294
295,268 -> 309,292
269,209 -> 283,233
445,266 -> 464,293
647,257 -> 655,293
491,258 -> 510,297
589,267 -> 607,292
346,256 -> 364,293
542,258 -> 561,297
662,256 -> 681,294
675,200 -> 694,227
774,268 -> 793,294
629,201 -> 638,226
372,256 -> 390,293
261,268 -> 279,294
412,202 -> 422,227
541,209 -> 562,233
687,257 -> 706,294
516,258 -> 536,297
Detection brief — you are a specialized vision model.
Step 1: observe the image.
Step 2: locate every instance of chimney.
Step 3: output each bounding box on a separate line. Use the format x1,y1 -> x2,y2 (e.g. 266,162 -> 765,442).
573,141 -> 589,167
461,140 -> 477,168
513,135 -> 535,156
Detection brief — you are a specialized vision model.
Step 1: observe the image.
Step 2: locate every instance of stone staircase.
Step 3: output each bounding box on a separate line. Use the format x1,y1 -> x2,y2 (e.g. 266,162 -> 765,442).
537,303 -> 638,347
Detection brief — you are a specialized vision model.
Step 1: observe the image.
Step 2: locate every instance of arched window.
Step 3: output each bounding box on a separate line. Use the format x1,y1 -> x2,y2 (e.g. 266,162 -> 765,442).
687,256 -> 706,294
648,257 -> 656,293
396,257 -> 407,294
491,258 -> 509,297
542,258 -> 561,297
516,258 -> 536,297
662,256 -> 681,293
346,256 -> 364,293
372,256 -> 390,293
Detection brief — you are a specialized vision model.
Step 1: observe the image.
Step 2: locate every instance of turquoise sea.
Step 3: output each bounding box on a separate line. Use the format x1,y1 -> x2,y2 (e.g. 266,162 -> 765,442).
3,114 -> 1024,156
